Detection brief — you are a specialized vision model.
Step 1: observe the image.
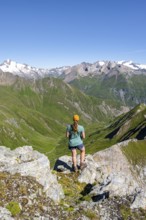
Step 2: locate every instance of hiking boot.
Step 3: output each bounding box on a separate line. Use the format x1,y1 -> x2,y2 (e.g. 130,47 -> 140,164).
73,165 -> 78,172
80,162 -> 87,170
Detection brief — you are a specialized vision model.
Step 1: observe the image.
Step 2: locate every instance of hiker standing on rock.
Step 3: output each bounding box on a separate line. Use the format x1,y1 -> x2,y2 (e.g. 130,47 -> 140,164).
66,114 -> 87,172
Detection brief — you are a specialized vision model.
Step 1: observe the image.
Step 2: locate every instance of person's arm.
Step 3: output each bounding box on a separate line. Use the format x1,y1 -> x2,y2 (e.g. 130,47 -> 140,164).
82,131 -> 85,139
66,130 -> 69,138
66,125 -> 70,138
81,126 -> 85,139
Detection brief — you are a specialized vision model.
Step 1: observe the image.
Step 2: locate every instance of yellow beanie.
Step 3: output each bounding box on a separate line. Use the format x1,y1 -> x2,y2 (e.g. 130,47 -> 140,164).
73,114 -> 79,121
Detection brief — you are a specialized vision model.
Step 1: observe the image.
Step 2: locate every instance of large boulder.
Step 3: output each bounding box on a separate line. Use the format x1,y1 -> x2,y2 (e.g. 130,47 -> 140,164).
0,146 -> 64,203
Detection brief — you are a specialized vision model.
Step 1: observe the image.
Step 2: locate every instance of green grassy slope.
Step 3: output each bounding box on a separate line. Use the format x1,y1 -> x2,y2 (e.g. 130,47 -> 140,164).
83,104 -> 146,155
0,86 -> 59,156
105,104 -> 146,141
122,140 -> 146,167
70,74 -> 146,108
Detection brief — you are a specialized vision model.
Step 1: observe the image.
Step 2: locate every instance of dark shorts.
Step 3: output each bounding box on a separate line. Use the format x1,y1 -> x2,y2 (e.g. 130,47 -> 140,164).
69,143 -> 84,151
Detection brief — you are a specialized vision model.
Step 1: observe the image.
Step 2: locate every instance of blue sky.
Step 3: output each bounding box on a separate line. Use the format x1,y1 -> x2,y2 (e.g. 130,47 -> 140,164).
0,0 -> 146,68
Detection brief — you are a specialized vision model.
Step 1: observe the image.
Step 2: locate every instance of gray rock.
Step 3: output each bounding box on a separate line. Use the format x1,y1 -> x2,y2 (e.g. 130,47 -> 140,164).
0,207 -> 14,220
54,139 -> 146,210
0,146 -> 64,203
80,140 -> 146,210
130,190 -> 146,209
78,154 -> 102,184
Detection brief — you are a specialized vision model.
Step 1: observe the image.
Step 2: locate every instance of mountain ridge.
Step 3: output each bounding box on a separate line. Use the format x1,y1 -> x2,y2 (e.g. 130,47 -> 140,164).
1,59 -> 146,80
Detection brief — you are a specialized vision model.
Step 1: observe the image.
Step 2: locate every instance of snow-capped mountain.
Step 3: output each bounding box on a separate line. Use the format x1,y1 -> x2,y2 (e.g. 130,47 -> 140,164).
117,60 -> 146,70
60,60 -> 146,82
0,59 -> 69,79
0,59 -> 146,81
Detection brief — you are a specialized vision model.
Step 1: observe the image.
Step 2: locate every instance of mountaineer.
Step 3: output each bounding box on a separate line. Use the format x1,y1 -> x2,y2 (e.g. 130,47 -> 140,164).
66,114 -> 87,172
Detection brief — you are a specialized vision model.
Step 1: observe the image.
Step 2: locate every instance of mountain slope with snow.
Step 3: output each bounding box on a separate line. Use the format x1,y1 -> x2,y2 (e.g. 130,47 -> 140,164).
0,59 -> 146,80
0,59 -> 69,79
117,60 -> 146,70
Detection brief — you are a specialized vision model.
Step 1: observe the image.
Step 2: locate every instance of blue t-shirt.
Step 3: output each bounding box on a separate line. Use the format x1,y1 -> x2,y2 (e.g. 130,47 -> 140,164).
66,124 -> 84,147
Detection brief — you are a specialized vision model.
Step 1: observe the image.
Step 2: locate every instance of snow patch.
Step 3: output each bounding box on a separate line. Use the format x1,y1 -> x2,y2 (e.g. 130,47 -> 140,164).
99,61 -> 105,66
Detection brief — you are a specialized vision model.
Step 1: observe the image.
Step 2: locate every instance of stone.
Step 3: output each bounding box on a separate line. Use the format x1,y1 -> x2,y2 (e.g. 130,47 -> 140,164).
0,207 -> 14,220
0,146 -> 64,203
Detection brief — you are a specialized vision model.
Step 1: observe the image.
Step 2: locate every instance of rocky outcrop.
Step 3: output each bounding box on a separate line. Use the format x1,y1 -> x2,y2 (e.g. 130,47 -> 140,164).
1,142 -> 146,219
55,139 -> 146,210
0,146 -> 64,203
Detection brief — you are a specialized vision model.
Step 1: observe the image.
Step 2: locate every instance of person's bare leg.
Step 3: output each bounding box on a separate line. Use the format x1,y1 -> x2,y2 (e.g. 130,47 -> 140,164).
80,147 -> 86,168
72,149 -> 77,168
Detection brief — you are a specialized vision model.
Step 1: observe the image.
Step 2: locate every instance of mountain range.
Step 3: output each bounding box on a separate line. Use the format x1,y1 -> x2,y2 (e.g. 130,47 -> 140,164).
1,59 -> 146,80
0,59 -> 68,79
1,59 -> 146,108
